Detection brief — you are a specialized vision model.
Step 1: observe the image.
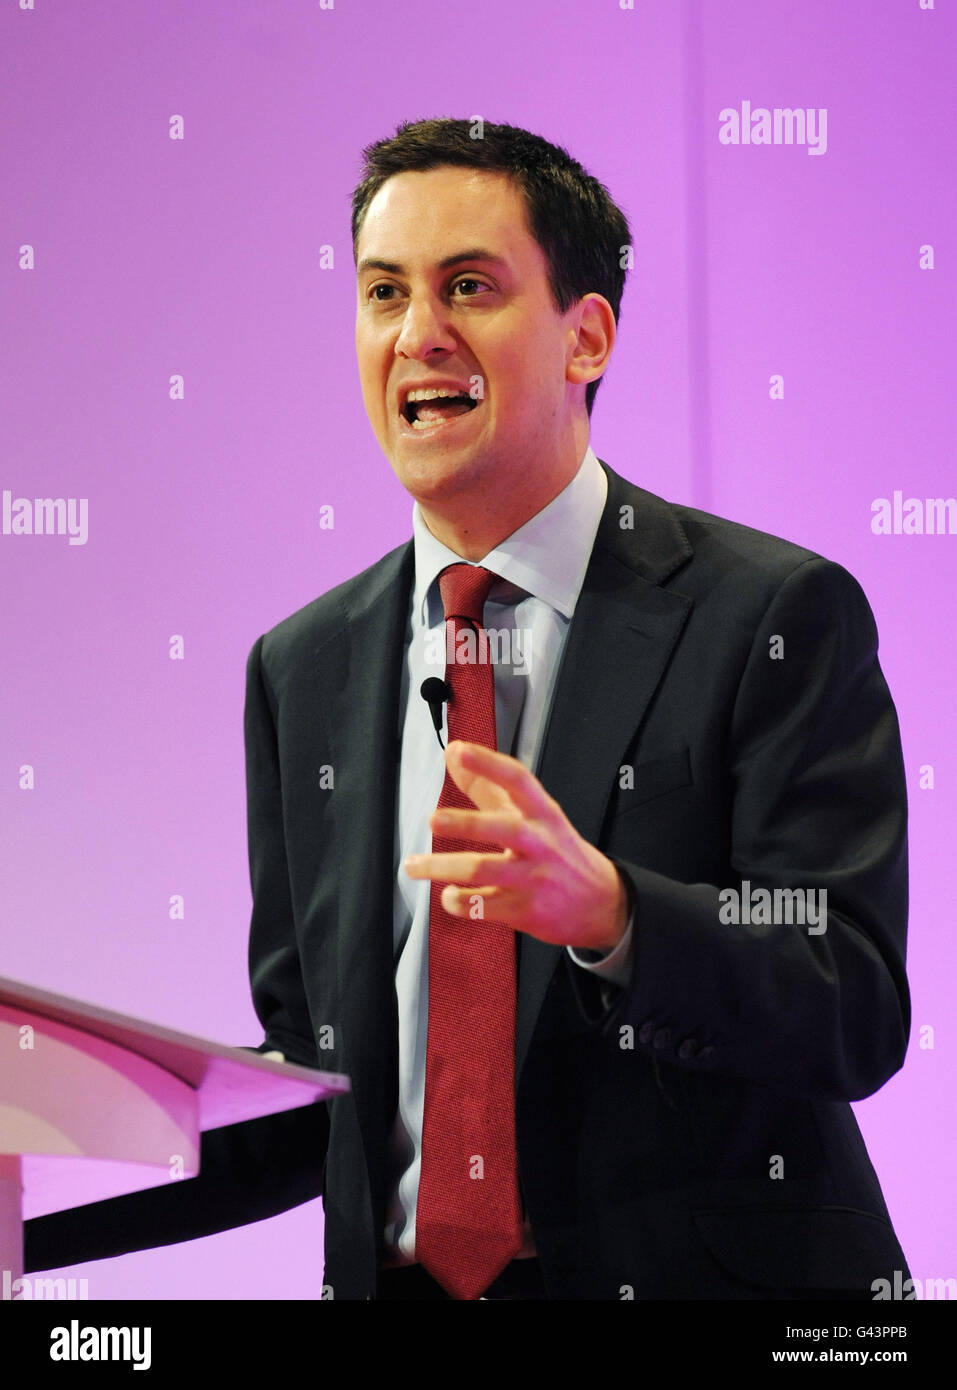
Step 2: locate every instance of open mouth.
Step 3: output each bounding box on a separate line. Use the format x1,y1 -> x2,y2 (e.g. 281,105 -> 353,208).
401,393 -> 481,432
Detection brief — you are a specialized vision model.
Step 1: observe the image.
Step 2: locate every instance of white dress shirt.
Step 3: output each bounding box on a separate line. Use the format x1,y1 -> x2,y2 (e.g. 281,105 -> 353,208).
382,443 -> 635,1263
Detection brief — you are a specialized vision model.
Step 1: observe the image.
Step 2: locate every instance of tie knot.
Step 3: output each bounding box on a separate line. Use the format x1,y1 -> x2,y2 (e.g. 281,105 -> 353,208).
438,563 -> 497,625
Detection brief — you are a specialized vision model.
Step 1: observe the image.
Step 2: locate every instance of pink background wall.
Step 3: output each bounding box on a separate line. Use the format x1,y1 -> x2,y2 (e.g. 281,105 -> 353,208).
2,0 -> 953,1297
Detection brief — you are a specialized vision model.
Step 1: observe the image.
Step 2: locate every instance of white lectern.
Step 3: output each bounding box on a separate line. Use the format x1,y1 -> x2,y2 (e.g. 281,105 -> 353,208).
0,974 -> 348,1284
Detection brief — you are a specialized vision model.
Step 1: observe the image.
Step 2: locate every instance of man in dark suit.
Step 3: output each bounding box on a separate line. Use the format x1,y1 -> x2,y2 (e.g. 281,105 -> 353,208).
243,117 -> 911,1300
25,117 -> 910,1301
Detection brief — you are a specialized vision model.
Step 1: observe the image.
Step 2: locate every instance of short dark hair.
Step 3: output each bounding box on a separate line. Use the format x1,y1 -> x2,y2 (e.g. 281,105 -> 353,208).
351,118 -> 631,416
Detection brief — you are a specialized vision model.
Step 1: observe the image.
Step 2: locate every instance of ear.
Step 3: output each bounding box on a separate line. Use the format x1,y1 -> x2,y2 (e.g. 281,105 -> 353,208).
565,293 -> 616,393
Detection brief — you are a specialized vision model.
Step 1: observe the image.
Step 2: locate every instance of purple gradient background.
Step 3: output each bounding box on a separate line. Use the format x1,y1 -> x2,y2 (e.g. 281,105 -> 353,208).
1,0 -> 953,1299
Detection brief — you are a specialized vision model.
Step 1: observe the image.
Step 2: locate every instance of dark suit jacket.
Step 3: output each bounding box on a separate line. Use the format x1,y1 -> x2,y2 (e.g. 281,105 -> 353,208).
26,460 -> 911,1300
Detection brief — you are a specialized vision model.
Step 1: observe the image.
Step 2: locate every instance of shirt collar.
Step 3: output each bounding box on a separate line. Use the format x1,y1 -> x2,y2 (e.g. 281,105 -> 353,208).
411,444 -> 608,625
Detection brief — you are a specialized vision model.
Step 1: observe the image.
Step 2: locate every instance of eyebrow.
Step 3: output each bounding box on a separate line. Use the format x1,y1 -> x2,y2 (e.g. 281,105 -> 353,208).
356,248 -> 509,276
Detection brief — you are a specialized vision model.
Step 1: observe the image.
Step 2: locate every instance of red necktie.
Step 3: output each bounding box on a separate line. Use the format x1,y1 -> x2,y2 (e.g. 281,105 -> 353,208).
415,563 -> 523,1299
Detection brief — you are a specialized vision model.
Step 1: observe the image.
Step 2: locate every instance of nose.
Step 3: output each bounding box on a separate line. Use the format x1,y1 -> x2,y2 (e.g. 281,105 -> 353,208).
394,291 -> 457,360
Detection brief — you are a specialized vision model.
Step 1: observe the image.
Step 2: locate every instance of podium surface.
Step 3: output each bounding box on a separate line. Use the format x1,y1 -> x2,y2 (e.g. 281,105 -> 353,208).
0,974 -> 347,1279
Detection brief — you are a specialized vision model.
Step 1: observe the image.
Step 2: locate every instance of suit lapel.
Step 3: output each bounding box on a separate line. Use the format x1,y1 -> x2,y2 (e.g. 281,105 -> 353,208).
316,542 -> 414,1201
515,462 -> 695,1079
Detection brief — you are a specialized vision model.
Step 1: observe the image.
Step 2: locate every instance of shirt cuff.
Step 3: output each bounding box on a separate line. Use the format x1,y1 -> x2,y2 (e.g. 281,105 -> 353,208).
566,912 -> 635,991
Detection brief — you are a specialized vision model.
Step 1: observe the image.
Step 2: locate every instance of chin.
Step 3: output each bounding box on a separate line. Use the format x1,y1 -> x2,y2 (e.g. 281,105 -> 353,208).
395,464 -> 477,507
388,445 -> 491,503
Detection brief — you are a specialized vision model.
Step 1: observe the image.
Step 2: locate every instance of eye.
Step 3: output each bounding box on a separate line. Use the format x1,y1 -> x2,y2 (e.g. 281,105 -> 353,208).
451,278 -> 489,298
370,283 -> 399,302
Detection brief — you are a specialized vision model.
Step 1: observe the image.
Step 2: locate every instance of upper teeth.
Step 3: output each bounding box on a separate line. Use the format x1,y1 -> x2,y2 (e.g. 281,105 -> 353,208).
406,387 -> 468,403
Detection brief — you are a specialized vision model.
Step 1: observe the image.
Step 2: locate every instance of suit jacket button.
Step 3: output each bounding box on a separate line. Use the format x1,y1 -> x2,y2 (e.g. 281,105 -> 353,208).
677,1038 -> 698,1059
652,1027 -> 671,1051
638,1021 -> 655,1046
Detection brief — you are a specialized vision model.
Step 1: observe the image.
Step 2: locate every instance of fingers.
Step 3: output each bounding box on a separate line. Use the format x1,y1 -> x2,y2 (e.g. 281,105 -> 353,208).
445,741 -> 559,821
428,806 -> 539,854
403,742 -> 626,951
405,849 -> 524,892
